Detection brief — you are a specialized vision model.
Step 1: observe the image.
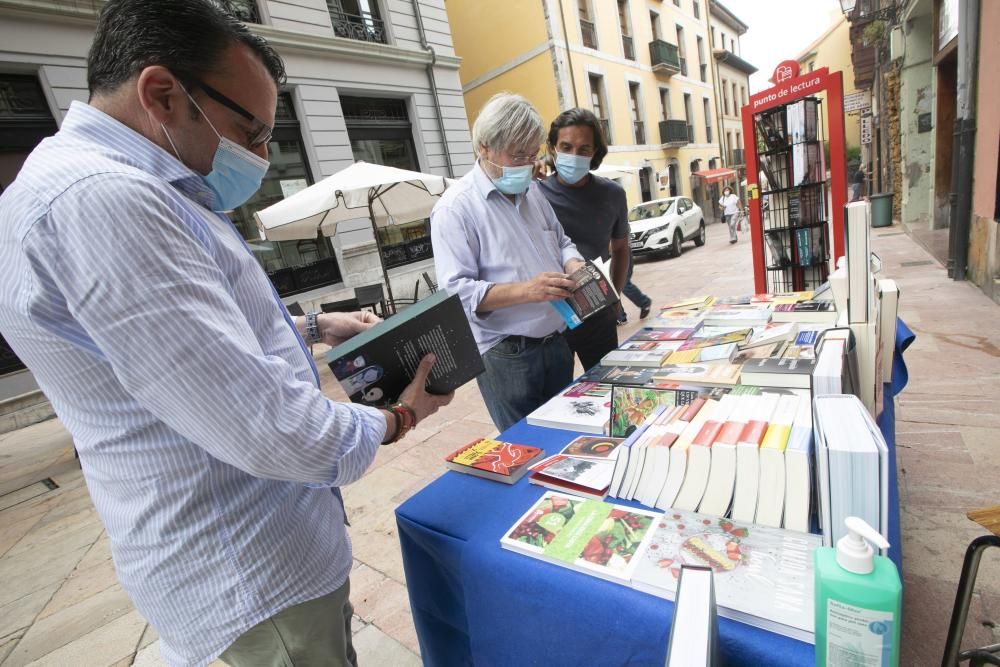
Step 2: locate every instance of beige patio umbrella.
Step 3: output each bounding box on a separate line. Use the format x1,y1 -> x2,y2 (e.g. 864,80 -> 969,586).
255,161 -> 450,310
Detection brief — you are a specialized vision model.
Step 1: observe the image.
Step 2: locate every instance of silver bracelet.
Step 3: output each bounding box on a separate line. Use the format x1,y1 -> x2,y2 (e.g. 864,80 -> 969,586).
305,311 -> 321,344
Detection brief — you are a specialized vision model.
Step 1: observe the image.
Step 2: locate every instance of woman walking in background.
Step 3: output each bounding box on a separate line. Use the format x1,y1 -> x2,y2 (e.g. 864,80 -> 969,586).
719,185 -> 742,244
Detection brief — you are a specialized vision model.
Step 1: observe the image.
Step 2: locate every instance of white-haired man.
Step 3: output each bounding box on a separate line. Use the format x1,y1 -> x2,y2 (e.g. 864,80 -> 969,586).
431,93 -> 586,432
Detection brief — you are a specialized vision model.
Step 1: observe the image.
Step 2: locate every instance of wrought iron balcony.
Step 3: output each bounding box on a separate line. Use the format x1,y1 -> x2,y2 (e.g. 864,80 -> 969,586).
633,120 -> 645,145
328,5 -> 388,45
679,56 -> 688,77
649,40 -> 680,75
580,19 -> 597,49
731,148 -> 745,165
622,35 -> 635,61
226,0 -> 261,23
659,119 -> 690,146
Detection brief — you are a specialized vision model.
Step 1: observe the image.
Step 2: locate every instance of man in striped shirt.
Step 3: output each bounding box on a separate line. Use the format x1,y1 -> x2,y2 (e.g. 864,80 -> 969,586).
0,1 -> 451,665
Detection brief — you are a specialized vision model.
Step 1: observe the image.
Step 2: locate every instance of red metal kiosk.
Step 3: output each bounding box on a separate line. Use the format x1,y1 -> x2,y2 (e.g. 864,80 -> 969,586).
741,60 -> 848,294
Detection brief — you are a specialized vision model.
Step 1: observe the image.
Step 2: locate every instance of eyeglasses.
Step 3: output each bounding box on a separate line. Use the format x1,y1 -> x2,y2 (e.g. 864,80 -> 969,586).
506,152 -> 540,166
195,80 -> 274,149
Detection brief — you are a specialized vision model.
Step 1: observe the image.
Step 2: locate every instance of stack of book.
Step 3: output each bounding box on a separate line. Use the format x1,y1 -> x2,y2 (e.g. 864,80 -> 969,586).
605,390 -> 813,531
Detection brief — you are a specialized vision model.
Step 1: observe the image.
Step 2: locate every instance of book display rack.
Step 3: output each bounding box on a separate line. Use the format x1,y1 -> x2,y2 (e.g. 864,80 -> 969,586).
755,97 -> 830,292
741,61 -> 848,294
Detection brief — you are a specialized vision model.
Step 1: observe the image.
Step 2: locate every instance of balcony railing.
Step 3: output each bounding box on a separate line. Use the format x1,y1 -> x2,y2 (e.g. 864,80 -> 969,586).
597,118 -> 611,143
633,120 -> 645,145
227,0 -> 262,23
679,56 -> 688,77
622,34 -> 635,61
649,40 -> 680,74
580,19 -> 597,49
659,119 -> 690,146
328,6 -> 388,44
731,148 -> 745,165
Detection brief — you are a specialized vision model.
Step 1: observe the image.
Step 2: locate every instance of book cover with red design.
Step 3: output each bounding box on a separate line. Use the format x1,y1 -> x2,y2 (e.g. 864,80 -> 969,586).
445,438 -> 543,484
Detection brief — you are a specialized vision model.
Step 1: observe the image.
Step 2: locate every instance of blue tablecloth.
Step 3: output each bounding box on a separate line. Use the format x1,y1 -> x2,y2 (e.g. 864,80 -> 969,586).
395,319 -> 915,667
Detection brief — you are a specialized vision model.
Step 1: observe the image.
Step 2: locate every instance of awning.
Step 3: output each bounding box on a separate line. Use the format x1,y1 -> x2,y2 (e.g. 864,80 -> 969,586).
691,167 -> 738,184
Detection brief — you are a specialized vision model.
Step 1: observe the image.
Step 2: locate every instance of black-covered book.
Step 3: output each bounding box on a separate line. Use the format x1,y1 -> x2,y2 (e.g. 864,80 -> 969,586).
551,258 -> 619,329
326,290 -> 484,405
739,357 -> 817,389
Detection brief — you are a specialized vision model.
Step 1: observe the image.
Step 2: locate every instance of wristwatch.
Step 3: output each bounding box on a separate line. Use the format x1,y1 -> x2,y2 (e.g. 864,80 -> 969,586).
384,401 -> 417,444
304,311 -> 321,344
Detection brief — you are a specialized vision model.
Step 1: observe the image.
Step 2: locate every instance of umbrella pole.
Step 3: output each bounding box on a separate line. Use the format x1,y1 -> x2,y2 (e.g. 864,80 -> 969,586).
368,197 -> 397,315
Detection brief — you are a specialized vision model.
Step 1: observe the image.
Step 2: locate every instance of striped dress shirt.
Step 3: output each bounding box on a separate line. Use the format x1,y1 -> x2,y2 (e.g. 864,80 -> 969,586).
430,163 -> 584,354
0,102 -> 386,666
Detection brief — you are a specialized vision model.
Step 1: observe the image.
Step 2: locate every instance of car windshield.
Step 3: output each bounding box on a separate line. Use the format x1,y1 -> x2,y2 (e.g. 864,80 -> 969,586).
628,199 -> 676,222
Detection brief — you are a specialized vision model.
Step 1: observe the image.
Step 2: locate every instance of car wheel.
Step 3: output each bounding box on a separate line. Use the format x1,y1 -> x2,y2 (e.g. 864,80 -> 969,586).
671,229 -> 683,257
694,221 -> 706,247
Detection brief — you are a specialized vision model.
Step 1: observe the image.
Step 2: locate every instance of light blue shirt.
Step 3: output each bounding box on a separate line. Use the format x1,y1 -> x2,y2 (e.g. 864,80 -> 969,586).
0,102 -> 386,667
430,163 -> 583,353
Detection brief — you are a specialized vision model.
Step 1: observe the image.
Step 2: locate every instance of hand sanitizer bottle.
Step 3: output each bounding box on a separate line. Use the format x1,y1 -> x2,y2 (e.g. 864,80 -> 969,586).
814,517 -> 901,666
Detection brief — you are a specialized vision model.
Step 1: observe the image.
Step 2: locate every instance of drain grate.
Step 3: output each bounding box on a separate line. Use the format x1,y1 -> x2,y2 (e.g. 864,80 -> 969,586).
0,477 -> 59,511
901,260 -> 934,267
878,232 -> 905,237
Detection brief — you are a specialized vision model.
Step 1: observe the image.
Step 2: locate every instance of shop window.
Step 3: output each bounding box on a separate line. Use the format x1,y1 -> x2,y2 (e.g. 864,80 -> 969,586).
342,95 -> 431,268
227,92 -> 342,297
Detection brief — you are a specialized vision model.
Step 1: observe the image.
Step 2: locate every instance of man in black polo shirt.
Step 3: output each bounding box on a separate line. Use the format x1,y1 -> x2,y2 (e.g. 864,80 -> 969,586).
538,108 -> 630,370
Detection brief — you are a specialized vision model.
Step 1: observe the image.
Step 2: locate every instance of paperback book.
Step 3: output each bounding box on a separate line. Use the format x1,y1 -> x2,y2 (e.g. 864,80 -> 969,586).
327,290 -> 484,406
500,492 -> 659,583
444,438 -> 543,484
771,301 -> 838,324
740,357 -> 817,390
525,381 -> 613,434
609,385 -> 707,437
629,326 -> 701,342
529,455 -> 617,500
551,258 -> 619,329
631,510 -> 821,642
559,435 -> 625,460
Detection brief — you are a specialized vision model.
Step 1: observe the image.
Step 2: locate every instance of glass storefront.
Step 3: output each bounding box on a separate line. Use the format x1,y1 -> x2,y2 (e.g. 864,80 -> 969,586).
227,93 -> 342,296
342,96 -> 432,268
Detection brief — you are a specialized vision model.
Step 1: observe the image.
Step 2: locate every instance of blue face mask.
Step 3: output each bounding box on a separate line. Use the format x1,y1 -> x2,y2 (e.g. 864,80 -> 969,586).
483,158 -> 533,195
554,152 -> 592,185
162,94 -> 270,211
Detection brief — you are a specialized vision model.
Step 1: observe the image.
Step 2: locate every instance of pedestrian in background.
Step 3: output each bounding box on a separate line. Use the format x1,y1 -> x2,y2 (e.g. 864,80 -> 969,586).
538,108 -> 630,370
719,185 -> 742,244
617,248 -> 653,325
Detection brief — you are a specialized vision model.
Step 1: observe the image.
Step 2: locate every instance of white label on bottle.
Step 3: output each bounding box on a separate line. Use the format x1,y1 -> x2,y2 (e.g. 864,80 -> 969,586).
826,599 -> 894,666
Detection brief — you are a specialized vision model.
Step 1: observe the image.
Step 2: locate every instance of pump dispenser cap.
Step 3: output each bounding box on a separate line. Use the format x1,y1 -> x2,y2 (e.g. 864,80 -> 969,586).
836,517 -> 890,575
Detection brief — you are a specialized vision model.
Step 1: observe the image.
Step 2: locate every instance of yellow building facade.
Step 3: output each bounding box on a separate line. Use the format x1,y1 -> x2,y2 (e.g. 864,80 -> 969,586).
446,0 -> 753,217
794,14 -> 862,152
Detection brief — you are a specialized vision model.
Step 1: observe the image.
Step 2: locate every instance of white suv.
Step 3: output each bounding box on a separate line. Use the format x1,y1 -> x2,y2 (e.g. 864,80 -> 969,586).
627,197 -> 706,258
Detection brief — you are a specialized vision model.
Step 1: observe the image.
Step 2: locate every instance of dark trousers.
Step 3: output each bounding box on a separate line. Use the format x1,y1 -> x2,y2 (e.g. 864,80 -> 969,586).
477,333 -> 574,432
564,307 -> 619,371
620,253 -> 651,312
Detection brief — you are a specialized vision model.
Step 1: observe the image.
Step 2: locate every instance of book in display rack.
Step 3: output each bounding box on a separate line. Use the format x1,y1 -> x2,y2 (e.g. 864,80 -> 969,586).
755,97 -> 831,294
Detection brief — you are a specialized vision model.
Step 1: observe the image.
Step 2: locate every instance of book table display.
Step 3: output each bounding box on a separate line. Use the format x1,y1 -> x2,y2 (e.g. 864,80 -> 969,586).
395,319 -> 915,666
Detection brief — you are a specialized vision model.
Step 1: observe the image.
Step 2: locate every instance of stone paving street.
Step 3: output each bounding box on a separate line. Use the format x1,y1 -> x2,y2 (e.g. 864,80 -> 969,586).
0,220 -> 998,666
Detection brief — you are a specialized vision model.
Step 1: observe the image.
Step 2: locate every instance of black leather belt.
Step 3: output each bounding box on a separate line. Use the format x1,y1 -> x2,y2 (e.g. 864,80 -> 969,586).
503,331 -> 562,346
